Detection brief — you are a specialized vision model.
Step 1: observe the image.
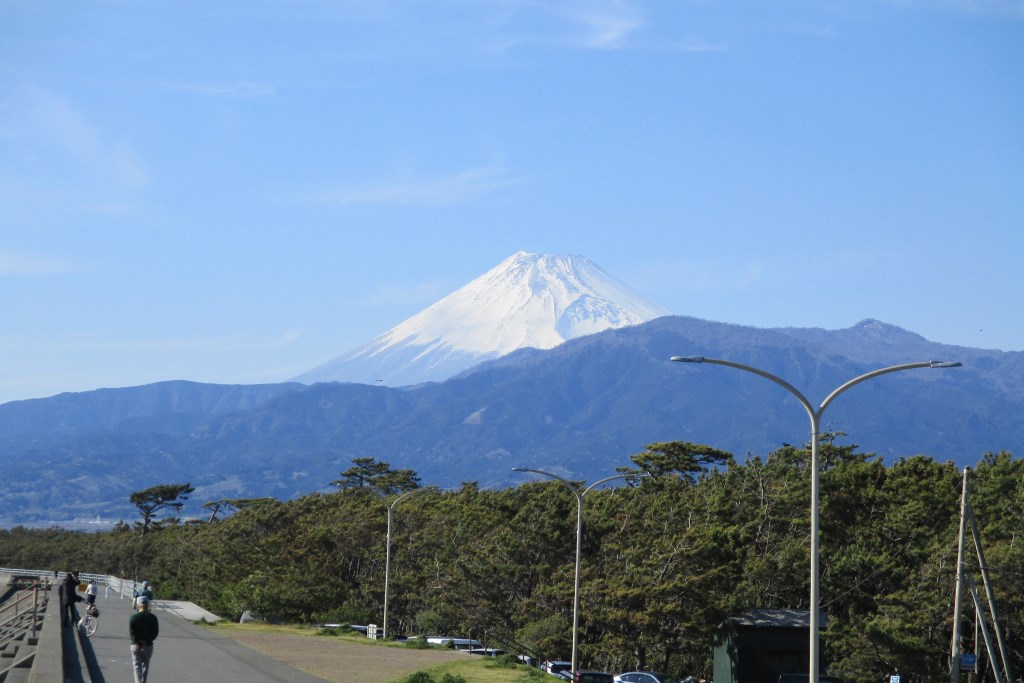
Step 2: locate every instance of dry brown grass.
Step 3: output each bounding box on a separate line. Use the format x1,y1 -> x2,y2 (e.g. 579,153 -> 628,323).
207,624 -> 538,683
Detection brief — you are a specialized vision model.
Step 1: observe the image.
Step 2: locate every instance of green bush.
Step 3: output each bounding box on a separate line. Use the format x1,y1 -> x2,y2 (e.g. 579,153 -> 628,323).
402,637 -> 432,649
439,674 -> 467,683
488,653 -> 522,669
403,672 -> 435,683
316,627 -> 340,637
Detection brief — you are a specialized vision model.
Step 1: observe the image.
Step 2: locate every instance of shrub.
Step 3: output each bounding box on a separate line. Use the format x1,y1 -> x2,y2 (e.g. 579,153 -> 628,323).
488,653 -> 522,669
402,637 -> 431,649
404,672 -> 435,683
439,674 -> 467,683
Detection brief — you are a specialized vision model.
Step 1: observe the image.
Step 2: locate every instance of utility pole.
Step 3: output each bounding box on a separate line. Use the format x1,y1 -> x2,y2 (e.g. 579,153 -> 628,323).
967,576 -> 1005,683
967,504 -> 1015,681
951,466 -> 969,683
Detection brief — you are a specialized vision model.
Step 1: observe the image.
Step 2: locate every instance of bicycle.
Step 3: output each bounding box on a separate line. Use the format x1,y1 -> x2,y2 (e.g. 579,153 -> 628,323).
77,603 -> 99,637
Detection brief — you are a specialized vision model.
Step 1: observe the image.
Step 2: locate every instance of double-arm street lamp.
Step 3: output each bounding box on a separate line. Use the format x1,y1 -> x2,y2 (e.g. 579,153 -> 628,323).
512,467 -> 649,673
382,486 -> 436,640
670,356 -> 961,683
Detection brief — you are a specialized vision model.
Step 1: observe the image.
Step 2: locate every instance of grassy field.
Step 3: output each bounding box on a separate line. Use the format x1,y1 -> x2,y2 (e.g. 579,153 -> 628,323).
202,622 -> 547,683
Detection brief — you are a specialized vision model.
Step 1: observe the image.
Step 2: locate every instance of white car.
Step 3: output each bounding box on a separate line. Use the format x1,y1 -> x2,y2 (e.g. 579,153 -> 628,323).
615,672 -> 692,683
544,660 -> 572,677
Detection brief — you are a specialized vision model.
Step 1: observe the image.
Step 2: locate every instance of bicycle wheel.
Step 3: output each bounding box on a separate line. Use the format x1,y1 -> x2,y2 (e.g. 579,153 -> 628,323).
78,614 -> 97,637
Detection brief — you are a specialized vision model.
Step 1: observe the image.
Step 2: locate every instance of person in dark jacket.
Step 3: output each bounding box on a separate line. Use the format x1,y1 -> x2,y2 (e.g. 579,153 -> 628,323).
63,571 -> 80,627
129,595 -> 159,683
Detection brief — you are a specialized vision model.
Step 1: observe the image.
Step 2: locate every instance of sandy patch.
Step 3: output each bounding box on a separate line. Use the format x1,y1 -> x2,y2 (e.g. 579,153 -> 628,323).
221,631 -> 468,683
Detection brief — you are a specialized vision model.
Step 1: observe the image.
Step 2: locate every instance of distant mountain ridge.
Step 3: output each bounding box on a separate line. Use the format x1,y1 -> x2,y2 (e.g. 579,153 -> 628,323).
1,316 -> 1020,528
292,251 -> 669,386
0,380 -> 304,439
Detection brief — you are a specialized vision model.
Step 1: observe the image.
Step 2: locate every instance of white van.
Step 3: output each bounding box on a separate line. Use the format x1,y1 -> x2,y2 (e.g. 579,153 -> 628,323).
425,637 -> 482,650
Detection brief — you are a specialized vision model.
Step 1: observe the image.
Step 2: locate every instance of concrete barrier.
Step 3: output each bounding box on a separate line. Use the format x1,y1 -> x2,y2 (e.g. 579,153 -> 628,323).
26,582 -> 61,683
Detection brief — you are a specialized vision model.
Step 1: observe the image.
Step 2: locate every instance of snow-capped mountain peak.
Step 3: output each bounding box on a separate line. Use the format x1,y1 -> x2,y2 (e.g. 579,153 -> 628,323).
293,251 -> 670,386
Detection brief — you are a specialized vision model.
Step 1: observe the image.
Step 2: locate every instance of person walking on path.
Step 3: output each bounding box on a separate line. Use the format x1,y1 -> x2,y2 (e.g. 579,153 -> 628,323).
85,578 -> 98,606
129,595 -> 159,683
132,580 -> 153,609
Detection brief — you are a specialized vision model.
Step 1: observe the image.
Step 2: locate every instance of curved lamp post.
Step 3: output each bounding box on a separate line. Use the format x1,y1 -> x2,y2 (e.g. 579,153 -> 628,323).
382,486 -> 436,640
670,356 -> 960,683
512,467 -> 649,673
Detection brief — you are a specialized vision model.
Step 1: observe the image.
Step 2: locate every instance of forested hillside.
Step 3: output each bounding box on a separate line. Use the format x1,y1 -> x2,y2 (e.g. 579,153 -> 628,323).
4,316 -> 1021,528
3,442 -> 1021,682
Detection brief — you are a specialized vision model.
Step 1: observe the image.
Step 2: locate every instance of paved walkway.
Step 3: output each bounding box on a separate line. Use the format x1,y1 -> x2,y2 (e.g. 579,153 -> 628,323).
63,592 -> 328,683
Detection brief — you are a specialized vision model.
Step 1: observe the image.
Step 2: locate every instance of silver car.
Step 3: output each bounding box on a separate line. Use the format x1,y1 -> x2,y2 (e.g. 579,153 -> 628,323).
614,672 -> 692,683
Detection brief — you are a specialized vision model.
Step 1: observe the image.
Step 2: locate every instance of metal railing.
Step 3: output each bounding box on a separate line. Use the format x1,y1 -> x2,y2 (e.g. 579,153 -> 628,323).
0,574 -> 51,682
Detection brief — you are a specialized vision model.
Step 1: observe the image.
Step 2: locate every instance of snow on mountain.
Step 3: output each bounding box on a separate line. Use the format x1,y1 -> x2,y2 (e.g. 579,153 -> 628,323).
292,251 -> 671,387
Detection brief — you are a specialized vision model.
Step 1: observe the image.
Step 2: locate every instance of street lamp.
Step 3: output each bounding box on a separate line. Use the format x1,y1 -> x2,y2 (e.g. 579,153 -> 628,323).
670,356 -> 961,683
382,486 -> 436,640
512,467 -> 649,673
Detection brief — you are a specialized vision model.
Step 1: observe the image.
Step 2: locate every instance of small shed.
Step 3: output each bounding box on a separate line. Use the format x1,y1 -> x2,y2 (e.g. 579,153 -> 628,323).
713,609 -> 828,683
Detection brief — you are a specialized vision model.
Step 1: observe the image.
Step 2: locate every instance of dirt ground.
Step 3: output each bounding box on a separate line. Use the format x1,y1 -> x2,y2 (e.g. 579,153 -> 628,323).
220,630 -> 468,683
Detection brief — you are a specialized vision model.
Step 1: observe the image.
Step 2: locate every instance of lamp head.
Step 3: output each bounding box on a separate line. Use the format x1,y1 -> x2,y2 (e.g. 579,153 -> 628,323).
670,356 -> 705,363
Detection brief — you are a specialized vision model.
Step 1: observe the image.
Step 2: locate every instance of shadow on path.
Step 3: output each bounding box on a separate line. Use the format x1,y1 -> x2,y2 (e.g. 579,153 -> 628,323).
77,621 -> 108,683
61,607 -> 85,683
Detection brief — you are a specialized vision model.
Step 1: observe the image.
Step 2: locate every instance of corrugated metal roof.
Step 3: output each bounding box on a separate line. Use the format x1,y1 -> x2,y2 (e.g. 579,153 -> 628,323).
726,609 -> 828,628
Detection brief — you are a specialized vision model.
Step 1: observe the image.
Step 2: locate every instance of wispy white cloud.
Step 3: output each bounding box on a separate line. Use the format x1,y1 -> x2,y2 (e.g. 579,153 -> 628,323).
26,87 -> 149,187
318,166 -> 518,206
477,0 -> 645,52
0,250 -> 81,276
562,3 -> 645,49
161,81 -> 276,98
31,91 -> 99,162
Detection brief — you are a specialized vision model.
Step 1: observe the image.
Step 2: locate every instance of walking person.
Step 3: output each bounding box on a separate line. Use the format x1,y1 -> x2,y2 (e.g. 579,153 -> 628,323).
132,580 -> 153,609
85,578 -> 98,607
129,595 -> 159,683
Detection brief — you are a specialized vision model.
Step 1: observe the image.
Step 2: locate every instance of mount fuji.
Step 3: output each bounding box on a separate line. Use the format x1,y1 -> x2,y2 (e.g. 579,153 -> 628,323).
292,251 -> 671,387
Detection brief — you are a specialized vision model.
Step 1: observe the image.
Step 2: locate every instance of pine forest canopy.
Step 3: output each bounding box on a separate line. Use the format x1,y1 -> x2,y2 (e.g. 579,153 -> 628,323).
4,446 -> 1023,683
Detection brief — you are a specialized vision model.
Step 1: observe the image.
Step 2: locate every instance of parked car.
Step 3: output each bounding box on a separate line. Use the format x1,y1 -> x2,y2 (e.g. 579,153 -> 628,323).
615,672 -> 690,683
544,660 -> 573,677
575,672 -> 614,683
777,675 -> 844,683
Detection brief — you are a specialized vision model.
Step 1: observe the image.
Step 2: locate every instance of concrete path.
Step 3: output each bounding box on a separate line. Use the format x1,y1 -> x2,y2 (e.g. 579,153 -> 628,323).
64,591 -> 328,683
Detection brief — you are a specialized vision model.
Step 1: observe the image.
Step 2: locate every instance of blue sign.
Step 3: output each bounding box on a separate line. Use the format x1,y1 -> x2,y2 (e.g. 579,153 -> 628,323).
961,653 -> 978,672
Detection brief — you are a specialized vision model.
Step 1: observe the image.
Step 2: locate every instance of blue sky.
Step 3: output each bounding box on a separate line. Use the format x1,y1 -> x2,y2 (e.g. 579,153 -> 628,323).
2,0 -> 1022,404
